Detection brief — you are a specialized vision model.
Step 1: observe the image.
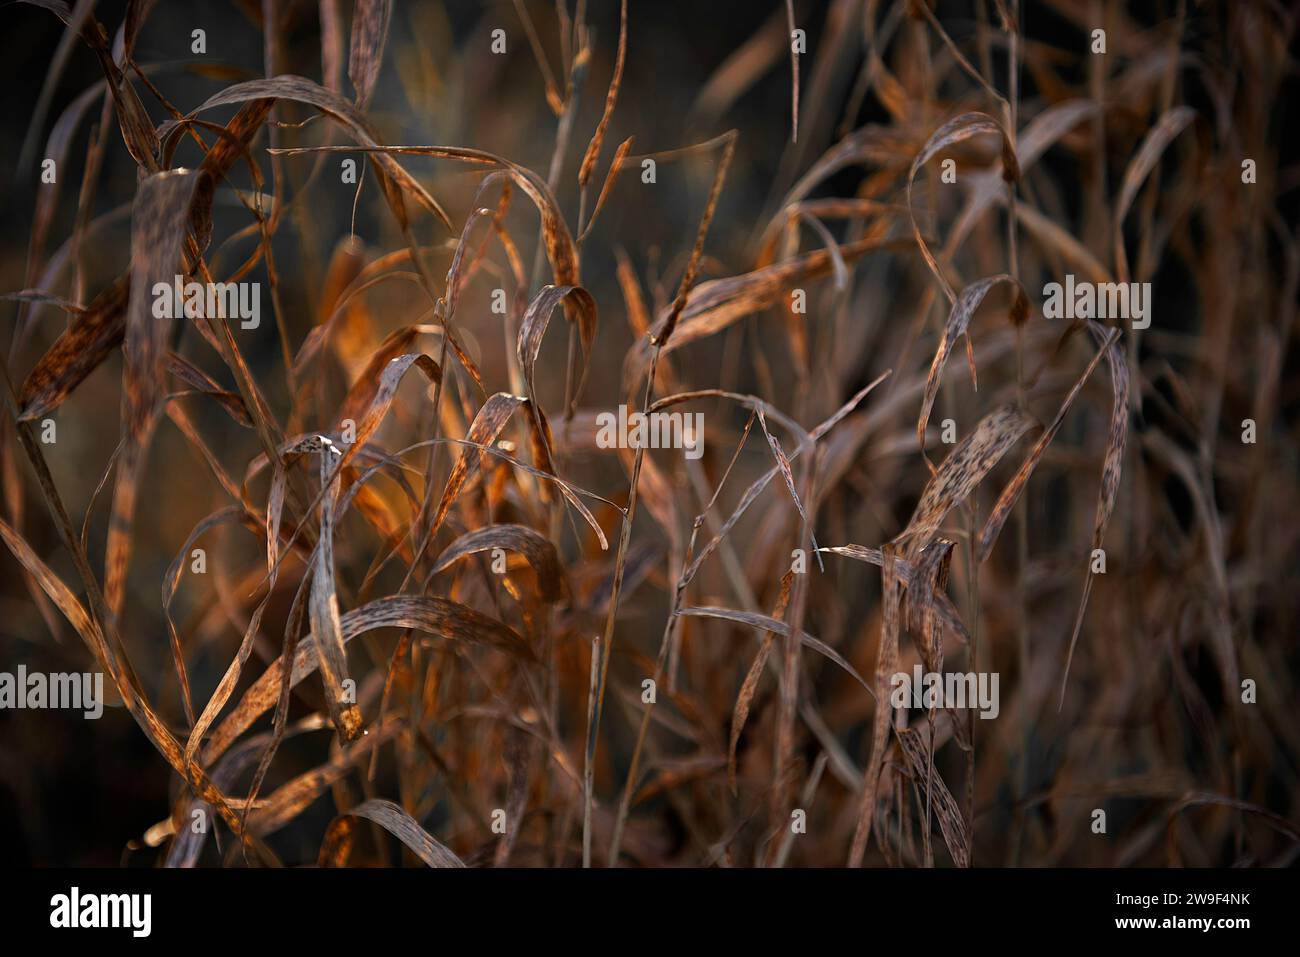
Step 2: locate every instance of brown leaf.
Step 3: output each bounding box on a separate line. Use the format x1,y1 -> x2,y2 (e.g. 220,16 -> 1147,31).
1060,323 -> 1129,703
18,276 -> 129,422
578,0 -> 627,187
578,135 -> 634,242
105,169 -> 210,620
325,799 -> 465,868
431,523 -> 565,603
162,76 -> 453,230
907,112 -> 1018,302
675,606 -> 874,699
166,351 -> 253,427
849,542 -> 901,866
896,726 -> 970,867
347,0 -> 392,111
727,571 -> 794,794
917,274 -> 1026,452
900,403 -> 1036,554
977,330 -> 1118,562
630,234 -> 909,371
518,285 -> 598,416
817,544 -> 970,649
425,392 -> 527,544
202,596 -> 532,766
1113,106 -> 1195,281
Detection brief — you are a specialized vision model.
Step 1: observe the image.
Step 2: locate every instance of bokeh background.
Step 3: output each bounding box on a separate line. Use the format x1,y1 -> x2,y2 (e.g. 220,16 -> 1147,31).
1,0 -> 1298,867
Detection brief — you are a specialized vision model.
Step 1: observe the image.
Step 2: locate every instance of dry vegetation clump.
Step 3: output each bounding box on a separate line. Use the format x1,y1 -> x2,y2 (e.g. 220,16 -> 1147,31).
1,0 -> 1297,867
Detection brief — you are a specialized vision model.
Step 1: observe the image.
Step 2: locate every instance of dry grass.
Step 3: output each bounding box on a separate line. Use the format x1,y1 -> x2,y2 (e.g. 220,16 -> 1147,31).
1,0 -> 1298,867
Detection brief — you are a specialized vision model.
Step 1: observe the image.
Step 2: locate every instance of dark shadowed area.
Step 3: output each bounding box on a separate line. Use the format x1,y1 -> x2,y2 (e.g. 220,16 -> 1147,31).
0,0 -> 1297,868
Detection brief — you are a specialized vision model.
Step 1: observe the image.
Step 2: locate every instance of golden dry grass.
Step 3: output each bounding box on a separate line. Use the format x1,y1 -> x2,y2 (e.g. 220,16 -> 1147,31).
1,0 -> 1297,867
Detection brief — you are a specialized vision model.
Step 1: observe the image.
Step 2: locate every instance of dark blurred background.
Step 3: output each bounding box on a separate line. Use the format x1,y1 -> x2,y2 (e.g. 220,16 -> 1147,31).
2,0 -> 1297,866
